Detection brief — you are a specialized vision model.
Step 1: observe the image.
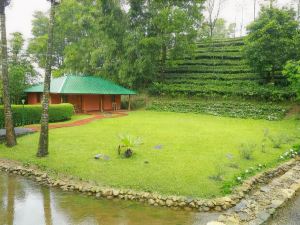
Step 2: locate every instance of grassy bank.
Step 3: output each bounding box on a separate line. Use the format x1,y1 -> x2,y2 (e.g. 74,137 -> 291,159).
0,111 -> 299,198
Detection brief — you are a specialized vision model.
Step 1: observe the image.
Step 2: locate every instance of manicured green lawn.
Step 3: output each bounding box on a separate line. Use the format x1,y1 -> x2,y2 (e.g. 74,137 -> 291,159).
0,111 -> 299,198
52,114 -> 92,124
30,114 -> 92,126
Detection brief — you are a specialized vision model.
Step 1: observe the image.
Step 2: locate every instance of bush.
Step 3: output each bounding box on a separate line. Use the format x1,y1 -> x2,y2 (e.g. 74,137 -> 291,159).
238,143 -> 256,160
0,103 -> 74,128
151,81 -> 295,101
268,134 -> 292,149
121,95 -> 147,110
283,60 -> 300,99
147,100 -> 289,120
156,36 -> 296,102
117,134 -> 143,158
209,161 -> 226,181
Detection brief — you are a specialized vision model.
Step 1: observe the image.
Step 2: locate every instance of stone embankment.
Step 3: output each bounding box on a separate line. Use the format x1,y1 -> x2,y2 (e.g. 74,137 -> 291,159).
207,159 -> 300,225
0,158 -> 298,212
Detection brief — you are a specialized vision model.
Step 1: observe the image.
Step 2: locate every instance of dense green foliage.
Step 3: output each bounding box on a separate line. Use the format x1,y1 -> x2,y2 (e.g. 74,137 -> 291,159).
0,32 -> 37,104
147,100 -> 289,120
0,111 -> 298,197
244,7 -> 300,82
0,103 -> 74,128
283,60 -> 300,98
151,38 -> 296,101
28,0 -> 204,88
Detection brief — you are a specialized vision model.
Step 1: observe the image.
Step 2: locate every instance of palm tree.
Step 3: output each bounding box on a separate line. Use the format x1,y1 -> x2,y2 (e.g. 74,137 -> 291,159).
0,0 -> 17,147
37,0 -> 60,157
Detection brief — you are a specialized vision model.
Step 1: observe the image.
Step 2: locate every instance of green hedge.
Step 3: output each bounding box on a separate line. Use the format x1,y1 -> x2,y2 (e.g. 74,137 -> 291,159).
165,73 -> 260,80
196,40 -> 244,47
147,100 -> 289,120
165,68 -> 252,74
150,82 -> 296,101
171,59 -> 248,66
0,103 -> 74,128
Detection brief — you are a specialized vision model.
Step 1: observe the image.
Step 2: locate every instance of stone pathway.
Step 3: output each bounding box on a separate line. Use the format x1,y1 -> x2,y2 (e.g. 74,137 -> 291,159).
207,160 -> 300,225
0,127 -> 35,140
27,111 -> 128,132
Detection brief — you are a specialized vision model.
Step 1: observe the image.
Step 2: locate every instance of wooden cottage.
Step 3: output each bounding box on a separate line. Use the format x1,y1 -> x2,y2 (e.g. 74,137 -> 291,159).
25,75 -> 136,113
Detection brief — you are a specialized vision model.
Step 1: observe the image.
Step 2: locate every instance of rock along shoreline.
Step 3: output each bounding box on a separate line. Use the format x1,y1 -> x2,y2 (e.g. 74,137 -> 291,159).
0,158 -> 298,212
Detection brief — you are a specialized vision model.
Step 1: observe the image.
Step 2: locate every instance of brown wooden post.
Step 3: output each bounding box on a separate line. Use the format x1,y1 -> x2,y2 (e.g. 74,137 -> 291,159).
128,95 -> 131,111
81,95 -> 84,113
100,95 -> 103,112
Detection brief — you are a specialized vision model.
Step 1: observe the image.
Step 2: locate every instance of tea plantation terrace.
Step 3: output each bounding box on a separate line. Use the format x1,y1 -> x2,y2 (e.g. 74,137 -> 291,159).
147,38 -> 295,119
159,38 -> 294,100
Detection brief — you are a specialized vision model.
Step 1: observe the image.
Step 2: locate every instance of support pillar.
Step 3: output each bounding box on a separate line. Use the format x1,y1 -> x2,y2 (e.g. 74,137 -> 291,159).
128,95 -> 131,111
100,95 -> 103,112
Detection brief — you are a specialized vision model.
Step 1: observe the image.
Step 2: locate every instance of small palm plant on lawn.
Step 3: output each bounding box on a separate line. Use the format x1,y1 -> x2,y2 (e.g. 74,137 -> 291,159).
118,134 -> 143,158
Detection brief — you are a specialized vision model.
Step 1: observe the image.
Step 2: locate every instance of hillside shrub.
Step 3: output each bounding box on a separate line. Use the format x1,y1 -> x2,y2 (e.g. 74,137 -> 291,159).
0,103 -> 74,128
151,82 -> 295,101
121,95 -> 147,110
147,100 -> 288,120
238,143 -> 256,160
159,36 -> 295,101
283,60 -> 300,99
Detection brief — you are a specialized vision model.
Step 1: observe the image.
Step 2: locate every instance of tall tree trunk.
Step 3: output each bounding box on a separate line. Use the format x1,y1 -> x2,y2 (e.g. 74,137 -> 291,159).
160,42 -> 167,79
269,0 -> 275,8
209,25 -> 213,38
254,0 -> 257,20
0,2 -> 17,147
298,0 -> 300,21
37,0 -> 56,157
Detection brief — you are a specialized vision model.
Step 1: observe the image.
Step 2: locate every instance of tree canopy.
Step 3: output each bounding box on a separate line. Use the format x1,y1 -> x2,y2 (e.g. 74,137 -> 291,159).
9,32 -> 37,104
244,7 -> 300,83
28,0 -> 205,88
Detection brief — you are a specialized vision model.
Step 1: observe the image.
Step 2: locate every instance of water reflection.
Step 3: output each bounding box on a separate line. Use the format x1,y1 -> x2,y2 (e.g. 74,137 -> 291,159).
0,172 -> 218,225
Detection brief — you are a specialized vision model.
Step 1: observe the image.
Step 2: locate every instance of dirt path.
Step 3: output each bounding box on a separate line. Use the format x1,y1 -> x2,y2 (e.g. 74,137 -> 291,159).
27,111 -> 128,132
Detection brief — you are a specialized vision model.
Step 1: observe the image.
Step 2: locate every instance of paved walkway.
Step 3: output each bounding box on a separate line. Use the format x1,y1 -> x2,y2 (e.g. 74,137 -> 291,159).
0,128 -> 35,139
27,111 -> 128,132
207,159 -> 300,225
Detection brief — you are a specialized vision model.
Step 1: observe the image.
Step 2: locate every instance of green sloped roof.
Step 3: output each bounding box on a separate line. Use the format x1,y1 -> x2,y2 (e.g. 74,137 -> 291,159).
25,75 -> 136,95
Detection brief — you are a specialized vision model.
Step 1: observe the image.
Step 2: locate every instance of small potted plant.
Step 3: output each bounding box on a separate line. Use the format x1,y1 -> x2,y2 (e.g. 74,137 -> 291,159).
118,134 -> 143,158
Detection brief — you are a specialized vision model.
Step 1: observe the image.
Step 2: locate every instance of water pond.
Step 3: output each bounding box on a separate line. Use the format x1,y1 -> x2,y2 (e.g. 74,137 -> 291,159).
0,172 -> 218,225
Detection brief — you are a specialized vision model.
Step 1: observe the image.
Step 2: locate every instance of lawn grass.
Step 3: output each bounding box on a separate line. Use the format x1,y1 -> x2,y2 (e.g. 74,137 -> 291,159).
0,111 -> 299,198
49,114 -> 92,124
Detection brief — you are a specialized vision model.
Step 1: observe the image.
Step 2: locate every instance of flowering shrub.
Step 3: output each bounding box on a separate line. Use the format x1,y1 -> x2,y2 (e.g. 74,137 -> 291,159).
221,163 -> 267,194
279,148 -> 300,160
222,145 -> 300,194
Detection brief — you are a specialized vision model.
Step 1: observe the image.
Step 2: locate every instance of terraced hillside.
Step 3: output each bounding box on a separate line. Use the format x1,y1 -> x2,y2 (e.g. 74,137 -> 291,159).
154,38 -> 295,101
147,38 -> 296,120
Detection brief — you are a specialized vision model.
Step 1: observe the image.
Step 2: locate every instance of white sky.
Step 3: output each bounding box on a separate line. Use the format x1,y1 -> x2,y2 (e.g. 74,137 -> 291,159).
5,0 -> 297,41
219,0 -> 297,35
6,0 -> 48,40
